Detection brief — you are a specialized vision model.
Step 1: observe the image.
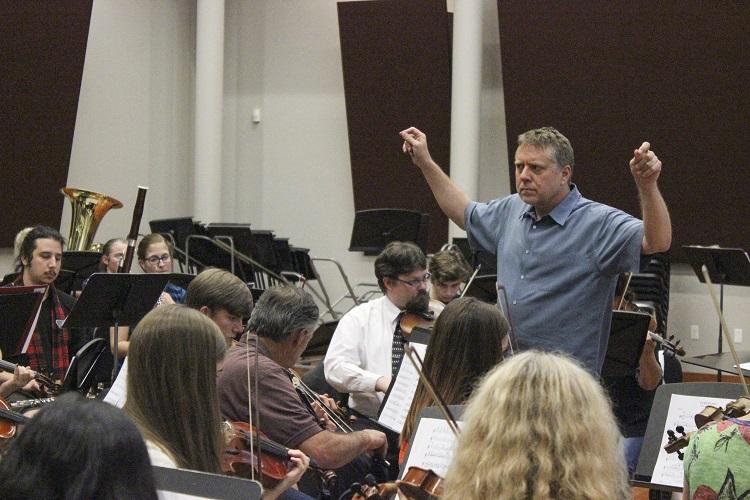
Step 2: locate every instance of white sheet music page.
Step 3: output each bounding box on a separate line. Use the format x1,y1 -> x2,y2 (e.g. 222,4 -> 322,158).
103,356 -> 128,408
377,342 -> 428,433
401,417 -> 461,478
650,393 -> 734,488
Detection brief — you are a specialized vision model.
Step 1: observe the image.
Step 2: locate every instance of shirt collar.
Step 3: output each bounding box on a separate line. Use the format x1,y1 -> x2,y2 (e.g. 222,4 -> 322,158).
383,295 -> 403,327
520,184 -> 581,226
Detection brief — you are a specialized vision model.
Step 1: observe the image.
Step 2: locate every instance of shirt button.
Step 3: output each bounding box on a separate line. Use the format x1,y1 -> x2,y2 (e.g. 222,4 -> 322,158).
532,225 -> 537,229
512,300 -> 517,305
520,275 -> 524,280
525,250 -> 529,254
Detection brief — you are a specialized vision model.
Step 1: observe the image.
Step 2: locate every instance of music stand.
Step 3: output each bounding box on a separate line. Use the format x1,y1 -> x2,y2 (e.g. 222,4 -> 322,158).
0,286 -> 46,364
602,310 -> 651,377
349,209 -> 430,255
683,246 -> 750,378
461,274 -> 498,303
59,251 -> 101,294
399,405 -> 465,479
61,337 -> 108,393
166,272 -> 196,291
58,273 -> 171,382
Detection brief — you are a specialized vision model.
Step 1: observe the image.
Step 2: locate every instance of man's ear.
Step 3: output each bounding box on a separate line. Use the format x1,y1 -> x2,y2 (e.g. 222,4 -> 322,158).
291,328 -> 308,347
198,305 -> 211,317
561,164 -> 573,183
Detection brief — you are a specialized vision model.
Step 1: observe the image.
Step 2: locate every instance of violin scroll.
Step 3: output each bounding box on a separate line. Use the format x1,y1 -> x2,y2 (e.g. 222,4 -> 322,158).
664,426 -> 690,460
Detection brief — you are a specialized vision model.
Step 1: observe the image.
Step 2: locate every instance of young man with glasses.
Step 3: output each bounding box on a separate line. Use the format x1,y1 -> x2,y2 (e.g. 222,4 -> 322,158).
324,241 -> 429,419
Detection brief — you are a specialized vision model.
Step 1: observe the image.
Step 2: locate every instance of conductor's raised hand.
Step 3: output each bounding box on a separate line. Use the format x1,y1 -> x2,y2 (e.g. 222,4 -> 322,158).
400,127 -> 434,170
629,142 -> 662,189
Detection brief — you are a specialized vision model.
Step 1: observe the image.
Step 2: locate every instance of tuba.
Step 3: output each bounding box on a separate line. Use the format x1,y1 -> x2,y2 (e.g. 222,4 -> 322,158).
61,187 -> 123,251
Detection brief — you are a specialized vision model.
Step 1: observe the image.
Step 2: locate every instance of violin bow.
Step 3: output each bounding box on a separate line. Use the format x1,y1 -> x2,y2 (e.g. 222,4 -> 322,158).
616,272 -> 634,311
459,264 -> 481,299
286,368 -> 354,433
403,344 -> 460,438
496,283 -> 520,355
701,265 -> 750,397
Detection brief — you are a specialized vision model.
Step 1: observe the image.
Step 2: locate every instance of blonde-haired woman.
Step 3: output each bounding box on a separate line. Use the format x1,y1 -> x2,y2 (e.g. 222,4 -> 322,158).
124,304 -> 309,500
443,351 -> 630,500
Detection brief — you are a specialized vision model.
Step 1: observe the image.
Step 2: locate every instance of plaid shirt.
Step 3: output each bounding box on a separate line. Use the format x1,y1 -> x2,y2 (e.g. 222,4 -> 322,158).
10,277 -> 72,381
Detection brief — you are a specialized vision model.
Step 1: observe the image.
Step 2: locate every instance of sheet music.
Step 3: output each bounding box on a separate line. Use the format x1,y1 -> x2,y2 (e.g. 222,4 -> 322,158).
21,286 -> 46,353
103,357 -> 128,408
735,362 -> 750,371
401,417 -> 461,478
377,342 -> 427,433
650,393 -> 734,488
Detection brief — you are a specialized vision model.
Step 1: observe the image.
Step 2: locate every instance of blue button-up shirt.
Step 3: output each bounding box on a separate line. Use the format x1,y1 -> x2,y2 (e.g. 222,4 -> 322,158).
465,185 -> 643,374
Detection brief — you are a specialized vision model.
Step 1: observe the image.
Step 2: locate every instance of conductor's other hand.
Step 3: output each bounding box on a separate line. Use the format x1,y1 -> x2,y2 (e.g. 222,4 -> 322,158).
400,127 -> 433,169
629,142 -> 662,189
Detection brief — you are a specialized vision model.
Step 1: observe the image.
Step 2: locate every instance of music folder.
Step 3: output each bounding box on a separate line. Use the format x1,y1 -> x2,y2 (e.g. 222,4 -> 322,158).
602,310 -> 651,377
59,273 -> 172,330
0,285 -> 47,359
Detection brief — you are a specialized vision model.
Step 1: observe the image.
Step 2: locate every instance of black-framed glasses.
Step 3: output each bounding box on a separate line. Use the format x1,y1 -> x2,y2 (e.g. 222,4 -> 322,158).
145,254 -> 171,265
392,272 -> 431,288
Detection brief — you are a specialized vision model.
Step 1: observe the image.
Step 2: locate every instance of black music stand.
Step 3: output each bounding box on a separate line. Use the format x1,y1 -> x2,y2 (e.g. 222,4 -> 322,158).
349,209 -> 430,255
59,251 -> 101,294
683,246 -> 750,379
61,337 -> 108,394
0,286 -> 46,364
166,272 -> 196,291
633,382 -> 745,491
58,273 -> 171,383
461,274 -> 498,303
602,310 -> 651,377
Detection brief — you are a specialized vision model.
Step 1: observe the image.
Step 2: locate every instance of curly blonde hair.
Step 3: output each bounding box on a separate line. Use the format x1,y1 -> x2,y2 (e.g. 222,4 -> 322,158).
443,351 -> 629,500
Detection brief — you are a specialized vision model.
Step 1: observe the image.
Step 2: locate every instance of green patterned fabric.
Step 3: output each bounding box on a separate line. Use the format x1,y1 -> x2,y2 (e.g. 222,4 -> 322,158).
683,418 -> 750,499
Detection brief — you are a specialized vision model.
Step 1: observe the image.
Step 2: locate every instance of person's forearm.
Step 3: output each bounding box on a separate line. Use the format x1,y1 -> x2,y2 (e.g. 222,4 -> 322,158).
637,349 -> 662,391
418,159 -> 471,230
639,184 -> 671,254
301,431 -> 371,470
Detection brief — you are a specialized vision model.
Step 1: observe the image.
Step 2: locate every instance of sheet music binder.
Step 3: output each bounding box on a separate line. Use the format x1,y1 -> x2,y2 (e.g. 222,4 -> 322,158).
398,404 -> 465,479
377,327 -> 431,432
152,465 -> 262,499
602,310 -> 651,377
0,285 -> 47,359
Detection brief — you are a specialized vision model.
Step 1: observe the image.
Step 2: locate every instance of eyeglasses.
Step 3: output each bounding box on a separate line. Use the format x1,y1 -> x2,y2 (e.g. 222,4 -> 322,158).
392,272 -> 431,288
145,254 -> 171,265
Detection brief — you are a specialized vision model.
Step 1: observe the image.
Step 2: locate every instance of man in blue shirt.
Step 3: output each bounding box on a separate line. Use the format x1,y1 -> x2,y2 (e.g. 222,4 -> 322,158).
399,126 -> 671,374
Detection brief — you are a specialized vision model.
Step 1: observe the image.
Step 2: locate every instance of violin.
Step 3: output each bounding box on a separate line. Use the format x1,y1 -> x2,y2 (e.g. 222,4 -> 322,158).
399,300 -> 444,336
0,397 -> 30,440
0,359 -> 61,395
222,421 -> 326,488
396,466 -> 444,500
350,467 -> 443,500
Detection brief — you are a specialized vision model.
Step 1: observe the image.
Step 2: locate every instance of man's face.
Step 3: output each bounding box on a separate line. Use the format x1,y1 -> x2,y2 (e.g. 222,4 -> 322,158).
205,307 -> 245,346
432,279 -> 463,304
23,238 -> 63,285
102,241 -> 127,273
384,268 -> 430,310
514,144 -> 571,218
139,242 -> 172,273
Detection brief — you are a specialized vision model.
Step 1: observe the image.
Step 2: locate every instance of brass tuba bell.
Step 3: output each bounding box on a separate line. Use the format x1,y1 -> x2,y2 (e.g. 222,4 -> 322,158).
61,187 -> 123,251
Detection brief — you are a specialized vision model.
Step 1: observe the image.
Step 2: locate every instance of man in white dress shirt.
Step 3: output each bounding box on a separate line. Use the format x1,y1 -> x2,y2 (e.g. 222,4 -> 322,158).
324,241 -> 429,419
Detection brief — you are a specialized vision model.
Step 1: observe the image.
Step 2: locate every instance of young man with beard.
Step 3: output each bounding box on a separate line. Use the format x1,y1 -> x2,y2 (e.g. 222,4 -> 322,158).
324,241 -> 430,419
7,226 -> 88,382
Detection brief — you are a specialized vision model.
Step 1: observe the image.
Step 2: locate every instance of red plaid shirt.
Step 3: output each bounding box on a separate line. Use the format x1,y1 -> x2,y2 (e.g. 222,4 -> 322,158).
10,277 -> 71,381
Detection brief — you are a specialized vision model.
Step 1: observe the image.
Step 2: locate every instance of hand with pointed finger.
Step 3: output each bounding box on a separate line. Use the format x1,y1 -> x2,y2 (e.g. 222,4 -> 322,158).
629,141 -> 662,189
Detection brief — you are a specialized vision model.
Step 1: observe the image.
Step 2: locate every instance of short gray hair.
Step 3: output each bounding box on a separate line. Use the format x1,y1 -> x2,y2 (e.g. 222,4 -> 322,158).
518,127 -> 574,168
247,286 -> 319,342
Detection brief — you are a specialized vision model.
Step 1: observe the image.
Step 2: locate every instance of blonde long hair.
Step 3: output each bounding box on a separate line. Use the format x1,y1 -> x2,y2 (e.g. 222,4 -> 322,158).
124,305 -> 227,473
443,351 -> 629,500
